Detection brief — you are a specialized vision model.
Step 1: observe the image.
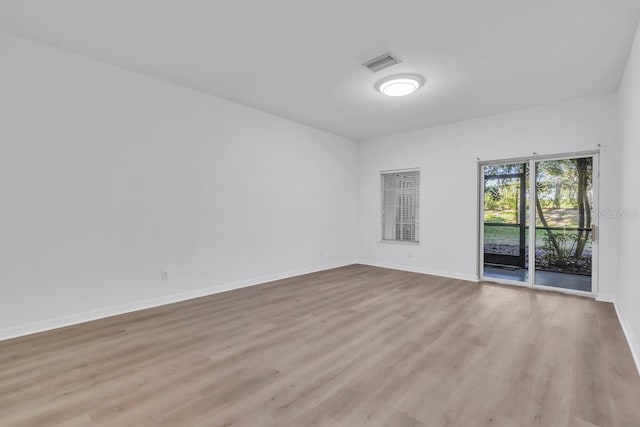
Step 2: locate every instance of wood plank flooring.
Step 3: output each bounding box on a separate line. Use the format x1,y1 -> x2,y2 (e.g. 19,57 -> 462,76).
1,264 -> 639,426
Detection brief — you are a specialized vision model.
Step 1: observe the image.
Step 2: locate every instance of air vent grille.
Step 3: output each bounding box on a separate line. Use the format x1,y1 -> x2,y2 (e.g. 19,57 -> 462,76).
362,53 -> 401,73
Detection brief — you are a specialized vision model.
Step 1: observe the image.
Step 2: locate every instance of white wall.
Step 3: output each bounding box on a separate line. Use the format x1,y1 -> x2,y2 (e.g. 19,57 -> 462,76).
617,22 -> 640,369
0,28 -> 631,342
357,94 -> 620,300
0,32 -> 358,337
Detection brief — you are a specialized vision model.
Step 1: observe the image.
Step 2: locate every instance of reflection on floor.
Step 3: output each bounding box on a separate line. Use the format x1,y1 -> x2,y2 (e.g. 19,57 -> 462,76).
483,265 -> 591,292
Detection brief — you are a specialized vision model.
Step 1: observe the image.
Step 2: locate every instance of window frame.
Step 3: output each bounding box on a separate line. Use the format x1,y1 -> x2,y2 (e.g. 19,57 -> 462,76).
380,168 -> 420,245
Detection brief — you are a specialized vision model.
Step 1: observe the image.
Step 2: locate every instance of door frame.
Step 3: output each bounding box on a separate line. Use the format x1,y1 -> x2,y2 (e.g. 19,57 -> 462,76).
478,150 -> 599,298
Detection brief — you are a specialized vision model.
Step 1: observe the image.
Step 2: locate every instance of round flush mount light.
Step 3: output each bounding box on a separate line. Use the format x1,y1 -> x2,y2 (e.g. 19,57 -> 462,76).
376,74 -> 424,97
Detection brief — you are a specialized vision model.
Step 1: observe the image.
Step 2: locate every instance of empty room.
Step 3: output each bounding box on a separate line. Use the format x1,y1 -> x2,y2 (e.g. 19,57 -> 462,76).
2,1 -> 640,426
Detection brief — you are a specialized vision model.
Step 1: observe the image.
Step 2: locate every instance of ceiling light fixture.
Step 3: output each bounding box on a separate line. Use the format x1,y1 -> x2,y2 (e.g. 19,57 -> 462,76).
376,74 -> 424,97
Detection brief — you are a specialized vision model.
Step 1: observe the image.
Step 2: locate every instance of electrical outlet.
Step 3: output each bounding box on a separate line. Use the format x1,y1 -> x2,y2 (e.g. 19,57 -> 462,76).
161,270 -> 169,281
320,249 -> 324,256
408,251 -> 413,258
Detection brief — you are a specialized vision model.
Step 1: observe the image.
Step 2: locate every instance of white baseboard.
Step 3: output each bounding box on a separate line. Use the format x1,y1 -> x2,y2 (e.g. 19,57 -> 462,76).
354,259 -> 479,283
0,260 -> 356,342
613,302 -> 640,376
596,293 -> 616,303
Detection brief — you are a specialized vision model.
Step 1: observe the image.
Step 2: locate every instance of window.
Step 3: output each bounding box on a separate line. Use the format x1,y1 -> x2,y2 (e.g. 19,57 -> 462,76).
381,170 -> 420,243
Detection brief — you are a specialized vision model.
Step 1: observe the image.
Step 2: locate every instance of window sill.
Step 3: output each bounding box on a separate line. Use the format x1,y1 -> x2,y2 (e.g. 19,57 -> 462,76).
379,240 -> 420,246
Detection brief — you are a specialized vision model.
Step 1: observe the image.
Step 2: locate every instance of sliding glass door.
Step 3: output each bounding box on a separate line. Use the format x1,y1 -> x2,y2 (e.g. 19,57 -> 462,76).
482,162 -> 529,284
480,153 -> 598,295
533,157 -> 594,292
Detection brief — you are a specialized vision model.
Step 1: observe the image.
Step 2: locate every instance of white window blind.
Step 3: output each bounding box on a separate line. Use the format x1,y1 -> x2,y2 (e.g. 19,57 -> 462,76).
381,170 -> 420,242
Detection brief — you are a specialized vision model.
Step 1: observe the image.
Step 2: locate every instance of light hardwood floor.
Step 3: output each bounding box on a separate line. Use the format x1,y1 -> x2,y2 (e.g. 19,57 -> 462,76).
1,265 -> 639,427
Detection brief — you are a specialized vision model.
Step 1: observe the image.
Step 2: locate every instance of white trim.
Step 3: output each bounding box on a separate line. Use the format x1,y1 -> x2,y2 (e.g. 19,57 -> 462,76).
613,302 -> 640,376
595,293 -> 616,303
591,153 -> 600,295
529,158 -> 537,287
481,276 -> 597,299
0,260 -> 356,342
481,276 -> 531,289
477,162 -> 485,280
355,259 -> 479,282
532,283 -> 595,298
379,240 -> 420,246
380,167 -> 420,174
478,149 -> 600,166
380,169 -> 421,244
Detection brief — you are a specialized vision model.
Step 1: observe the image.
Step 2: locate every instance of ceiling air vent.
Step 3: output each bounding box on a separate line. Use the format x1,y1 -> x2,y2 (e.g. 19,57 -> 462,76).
362,53 -> 401,73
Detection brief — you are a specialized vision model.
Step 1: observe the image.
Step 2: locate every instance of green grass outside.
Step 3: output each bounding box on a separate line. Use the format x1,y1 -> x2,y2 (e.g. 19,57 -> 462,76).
483,226 -> 546,247
485,209 -> 581,227
484,209 -> 592,249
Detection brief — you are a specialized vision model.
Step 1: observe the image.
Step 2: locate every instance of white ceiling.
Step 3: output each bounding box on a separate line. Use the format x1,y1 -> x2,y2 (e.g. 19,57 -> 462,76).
0,1 -> 639,139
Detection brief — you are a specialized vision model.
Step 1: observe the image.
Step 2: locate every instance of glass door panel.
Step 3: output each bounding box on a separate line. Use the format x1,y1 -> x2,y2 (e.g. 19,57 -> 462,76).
533,157 -> 594,292
482,162 -> 529,284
